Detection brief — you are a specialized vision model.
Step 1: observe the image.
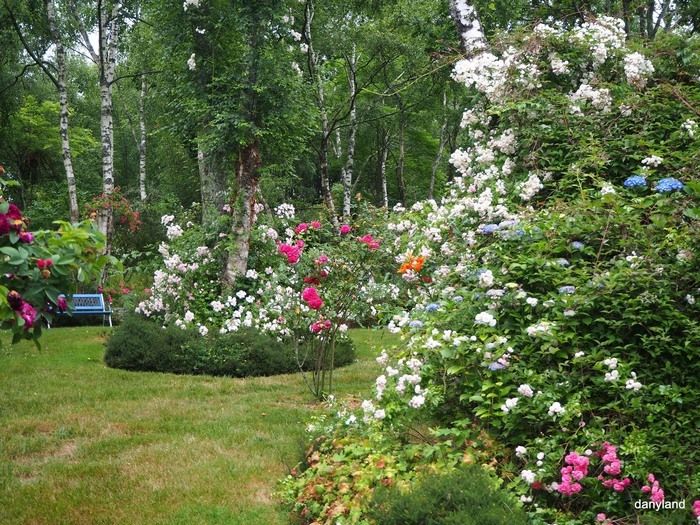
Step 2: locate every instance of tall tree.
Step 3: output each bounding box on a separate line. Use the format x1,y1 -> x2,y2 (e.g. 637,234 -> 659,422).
70,0 -> 122,251
4,0 -> 80,222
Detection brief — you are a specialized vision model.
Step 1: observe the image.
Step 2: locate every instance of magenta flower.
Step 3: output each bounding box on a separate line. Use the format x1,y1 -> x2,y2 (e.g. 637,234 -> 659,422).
692,500 -> 700,517
358,234 -> 380,250
294,223 -> 309,234
315,254 -> 329,265
301,287 -> 324,310
310,319 -> 331,333
278,243 -> 302,264
36,258 -> 53,270
310,220 -> 321,229
19,301 -> 37,329
57,295 -> 68,312
339,224 -> 352,235
19,231 -> 34,243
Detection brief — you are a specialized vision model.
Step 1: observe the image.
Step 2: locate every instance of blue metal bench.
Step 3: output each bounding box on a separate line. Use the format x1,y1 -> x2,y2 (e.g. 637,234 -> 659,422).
52,293 -> 113,327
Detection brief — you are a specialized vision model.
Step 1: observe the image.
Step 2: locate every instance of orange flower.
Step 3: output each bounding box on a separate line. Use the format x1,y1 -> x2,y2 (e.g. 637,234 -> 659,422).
398,255 -> 425,274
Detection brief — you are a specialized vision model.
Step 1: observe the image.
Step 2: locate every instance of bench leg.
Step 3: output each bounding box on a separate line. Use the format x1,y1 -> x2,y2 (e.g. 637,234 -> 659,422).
108,314 -> 112,328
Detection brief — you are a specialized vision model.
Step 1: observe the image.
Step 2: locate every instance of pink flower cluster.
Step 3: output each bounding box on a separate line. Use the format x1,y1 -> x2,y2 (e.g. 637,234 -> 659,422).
597,442 -> 631,492
641,473 -> 664,503
7,290 -> 37,329
693,499 -> 700,518
294,221 -> 322,234
301,287 -> 324,310
358,234 -> 380,251
556,451 -> 589,496
310,319 -> 331,333
339,224 -> 352,235
278,240 -> 304,264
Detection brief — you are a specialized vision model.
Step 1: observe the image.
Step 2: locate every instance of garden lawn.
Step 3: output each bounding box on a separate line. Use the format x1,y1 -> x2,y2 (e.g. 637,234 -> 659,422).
0,327 -> 397,525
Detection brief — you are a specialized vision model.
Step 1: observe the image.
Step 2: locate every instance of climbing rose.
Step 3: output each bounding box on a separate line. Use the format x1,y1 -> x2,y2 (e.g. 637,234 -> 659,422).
36,258 -> 53,270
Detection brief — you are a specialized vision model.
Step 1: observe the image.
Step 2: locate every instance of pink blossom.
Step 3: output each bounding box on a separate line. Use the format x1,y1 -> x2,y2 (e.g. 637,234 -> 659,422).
57,295 -> 68,312
641,473 -> 664,503
310,220 -> 321,229
692,500 -> 700,517
596,513 -> 607,522
310,319 -> 331,333
19,301 -> 36,329
294,223 -> 309,234
358,234 -> 380,250
339,224 -> 352,235
301,287 -> 324,310
278,243 -> 302,264
315,254 -> 329,265
19,231 -> 34,243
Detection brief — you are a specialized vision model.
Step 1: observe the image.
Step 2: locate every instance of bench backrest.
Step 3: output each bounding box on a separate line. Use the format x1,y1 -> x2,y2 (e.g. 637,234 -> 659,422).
72,294 -> 107,311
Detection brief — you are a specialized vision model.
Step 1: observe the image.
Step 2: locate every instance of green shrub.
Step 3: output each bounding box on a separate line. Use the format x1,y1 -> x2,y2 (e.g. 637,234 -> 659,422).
104,314 -> 196,373
368,466 -> 527,525
104,315 -> 355,377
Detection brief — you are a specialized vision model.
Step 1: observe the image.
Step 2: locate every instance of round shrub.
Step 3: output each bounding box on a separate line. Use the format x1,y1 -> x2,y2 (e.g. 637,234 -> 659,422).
368,466 -> 527,525
104,315 -> 355,377
104,314 -> 196,373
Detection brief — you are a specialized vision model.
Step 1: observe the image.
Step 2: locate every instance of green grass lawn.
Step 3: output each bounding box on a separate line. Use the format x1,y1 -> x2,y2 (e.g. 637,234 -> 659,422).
0,327 -> 399,525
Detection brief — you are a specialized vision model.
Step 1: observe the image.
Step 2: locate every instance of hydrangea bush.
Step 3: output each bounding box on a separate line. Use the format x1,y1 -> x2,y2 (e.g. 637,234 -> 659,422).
281,18 -> 700,525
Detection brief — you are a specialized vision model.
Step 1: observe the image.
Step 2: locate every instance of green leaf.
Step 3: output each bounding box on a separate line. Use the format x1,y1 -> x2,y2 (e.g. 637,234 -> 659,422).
0,201 -> 9,214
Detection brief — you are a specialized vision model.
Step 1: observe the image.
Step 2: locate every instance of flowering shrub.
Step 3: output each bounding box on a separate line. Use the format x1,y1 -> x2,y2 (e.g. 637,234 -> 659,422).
134,202 -> 400,395
0,175 -> 114,343
282,19 -> 700,525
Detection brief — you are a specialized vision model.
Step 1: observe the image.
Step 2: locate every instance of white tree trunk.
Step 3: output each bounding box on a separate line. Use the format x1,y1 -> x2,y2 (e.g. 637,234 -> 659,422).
380,134 -> 389,209
46,0 -> 79,223
449,0 -> 486,53
342,45 -> 357,219
94,1 -> 120,251
138,77 -> 147,201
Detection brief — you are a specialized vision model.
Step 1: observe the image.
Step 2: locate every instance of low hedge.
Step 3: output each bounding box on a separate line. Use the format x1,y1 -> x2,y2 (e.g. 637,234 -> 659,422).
104,315 -> 355,377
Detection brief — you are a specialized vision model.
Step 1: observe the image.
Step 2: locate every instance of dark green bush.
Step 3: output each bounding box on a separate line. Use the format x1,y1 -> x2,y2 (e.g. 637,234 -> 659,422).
104,314 -> 196,373
104,315 -> 355,377
368,466 -> 528,525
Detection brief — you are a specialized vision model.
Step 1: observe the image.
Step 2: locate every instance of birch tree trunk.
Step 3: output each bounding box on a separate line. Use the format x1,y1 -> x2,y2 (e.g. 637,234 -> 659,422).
73,0 -> 120,250
449,0 -> 486,53
96,2 -> 119,251
222,141 -> 261,286
46,0 -> 79,223
342,45 -> 357,219
304,0 -> 338,225
379,131 -> 389,209
138,77 -> 147,201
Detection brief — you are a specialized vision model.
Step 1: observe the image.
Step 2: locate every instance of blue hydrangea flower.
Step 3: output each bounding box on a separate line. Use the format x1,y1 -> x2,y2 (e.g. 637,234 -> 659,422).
479,223 -> 500,235
556,258 -> 570,267
623,175 -> 647,189
654,177 -> 684,193
558,285 -> 576,294
425,303 -> 440,312
453,296 -> 464,303
570,241 -> 585,250
488,362 -> 506,371
409,320 -> 424,329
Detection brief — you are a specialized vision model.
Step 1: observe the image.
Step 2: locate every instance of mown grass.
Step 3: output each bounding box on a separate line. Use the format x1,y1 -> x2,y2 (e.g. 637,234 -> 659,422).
0,327 -> 401,525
